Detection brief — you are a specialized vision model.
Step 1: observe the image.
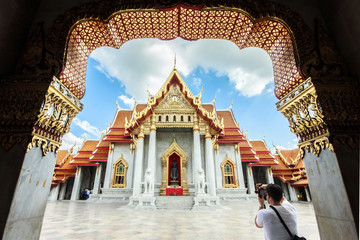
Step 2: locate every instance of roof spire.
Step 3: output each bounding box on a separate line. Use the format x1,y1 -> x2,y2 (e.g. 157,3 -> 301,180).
229,100 -> 233,110
211,93 -> 216,104
116,99 -> 120,110
173,53 -> 177,70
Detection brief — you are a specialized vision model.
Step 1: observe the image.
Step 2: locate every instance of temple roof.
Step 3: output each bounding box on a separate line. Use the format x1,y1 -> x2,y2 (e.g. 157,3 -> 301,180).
248,140 -> 278,167
52,151 -> 76,186
125,68 -> 224,133
90,136 -> 110,162
272,147 -> 307,186
70,140 -> 100,166
238,139 -> 259,162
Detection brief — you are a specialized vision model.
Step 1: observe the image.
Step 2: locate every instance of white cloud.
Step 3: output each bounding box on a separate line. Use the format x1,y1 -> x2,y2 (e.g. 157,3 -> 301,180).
60,132 -> 83,153
89,38 -> 273,101
72,117 -> 101,138
192,77 -> 202,88
118,95 -> 134,108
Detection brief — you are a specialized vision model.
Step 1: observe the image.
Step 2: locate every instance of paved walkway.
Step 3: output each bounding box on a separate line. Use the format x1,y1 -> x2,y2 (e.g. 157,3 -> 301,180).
40,200 -> 320,240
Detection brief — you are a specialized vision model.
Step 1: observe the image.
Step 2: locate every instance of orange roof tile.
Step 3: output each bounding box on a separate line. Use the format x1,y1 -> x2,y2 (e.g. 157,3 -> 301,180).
216,110 -> 238,128
111,110 -> 133,129
202,104 -> 214,113
56,150 -> 69,166
291,179 -> 308,187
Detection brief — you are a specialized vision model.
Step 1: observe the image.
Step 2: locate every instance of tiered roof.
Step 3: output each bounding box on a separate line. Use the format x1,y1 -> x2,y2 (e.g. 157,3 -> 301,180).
216,109 -> 246,144
248,140 -> 278,167
70,140 -> 99,166
52,150 -> 77,187
272,148 -> 307,187
239,138 -> 259,162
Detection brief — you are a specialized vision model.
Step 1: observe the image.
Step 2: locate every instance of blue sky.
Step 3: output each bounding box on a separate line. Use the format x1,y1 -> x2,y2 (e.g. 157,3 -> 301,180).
61,38 -> 298,153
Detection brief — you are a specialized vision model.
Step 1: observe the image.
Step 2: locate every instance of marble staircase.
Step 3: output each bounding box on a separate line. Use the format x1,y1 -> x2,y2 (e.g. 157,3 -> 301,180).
155,196 -> 194,210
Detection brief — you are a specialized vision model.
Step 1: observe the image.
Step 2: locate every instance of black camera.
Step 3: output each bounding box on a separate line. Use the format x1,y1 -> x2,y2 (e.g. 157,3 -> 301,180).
255,183 -> 267,200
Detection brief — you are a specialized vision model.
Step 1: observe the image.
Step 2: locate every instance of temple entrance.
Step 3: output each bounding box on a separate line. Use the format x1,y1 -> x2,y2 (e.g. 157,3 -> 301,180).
160,139 -> 189,196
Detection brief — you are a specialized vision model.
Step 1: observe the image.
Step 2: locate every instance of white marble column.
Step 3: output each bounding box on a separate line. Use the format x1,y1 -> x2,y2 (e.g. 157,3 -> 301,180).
234,145 -> 245,189
48,185 -> 60,201
92,163 -> 103,194
287,183 -> 298,202
214,147 -> 222,188
265,166 -> 274,184
3,147 -> 57,240
281,181 -> 290,200
303,149 -> 357,239
71,166 -> 82,200
246,163 -> 255,194
146,116 -> 156,195
205,127 -> 216,196
192,115 -> 202,184
58,182 -> 67,200
132,125 -> 145,197
305,186 -> 311,202
103,144 -> 114,188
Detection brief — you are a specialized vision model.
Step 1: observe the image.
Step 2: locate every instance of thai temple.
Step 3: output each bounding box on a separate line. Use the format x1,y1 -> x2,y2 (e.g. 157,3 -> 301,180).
50,66 -> 310,206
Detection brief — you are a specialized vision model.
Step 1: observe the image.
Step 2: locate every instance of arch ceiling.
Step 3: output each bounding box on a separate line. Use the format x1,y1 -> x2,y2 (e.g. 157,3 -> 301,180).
59,5 -> 303,100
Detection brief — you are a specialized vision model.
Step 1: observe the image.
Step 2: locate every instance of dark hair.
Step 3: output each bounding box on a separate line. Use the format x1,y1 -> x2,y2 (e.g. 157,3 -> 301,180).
266,184 -> 283,202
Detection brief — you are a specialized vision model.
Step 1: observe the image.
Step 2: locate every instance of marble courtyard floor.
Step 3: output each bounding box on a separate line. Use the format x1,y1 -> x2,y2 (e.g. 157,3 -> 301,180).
40,200 -> 320,240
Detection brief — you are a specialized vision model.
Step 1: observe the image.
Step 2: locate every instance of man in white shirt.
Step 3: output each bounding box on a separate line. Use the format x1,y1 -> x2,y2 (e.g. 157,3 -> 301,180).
255,184 -> 298,240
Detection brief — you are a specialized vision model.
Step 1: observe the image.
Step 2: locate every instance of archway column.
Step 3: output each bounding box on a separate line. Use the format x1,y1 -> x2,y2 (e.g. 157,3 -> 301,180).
103,144 -> 114,188
277,77 -> 359,239
304,186 -> 311,202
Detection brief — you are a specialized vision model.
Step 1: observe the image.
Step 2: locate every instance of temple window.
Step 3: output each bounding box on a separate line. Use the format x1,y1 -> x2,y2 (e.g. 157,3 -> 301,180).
173,115 -> 176,121
221,156 -> 238,188
166,115 -> 169,122
181,115 -> 184,121
188,116 -> 191,122
158,116 -> 162,122
111,156 -> 128,188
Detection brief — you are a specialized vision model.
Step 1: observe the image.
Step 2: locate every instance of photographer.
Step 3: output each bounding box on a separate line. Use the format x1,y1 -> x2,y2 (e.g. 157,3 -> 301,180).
255,184 -> 298,240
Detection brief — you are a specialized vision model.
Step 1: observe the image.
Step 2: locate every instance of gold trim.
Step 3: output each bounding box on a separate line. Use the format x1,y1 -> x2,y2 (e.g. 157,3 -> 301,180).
160,139 -> 189,196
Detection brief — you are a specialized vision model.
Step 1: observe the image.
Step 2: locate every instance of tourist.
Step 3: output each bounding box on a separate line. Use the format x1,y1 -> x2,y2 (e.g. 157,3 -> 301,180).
255,184 -> 298,239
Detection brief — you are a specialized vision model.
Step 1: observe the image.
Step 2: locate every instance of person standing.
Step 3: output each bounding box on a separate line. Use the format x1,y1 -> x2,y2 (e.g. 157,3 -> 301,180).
255,184 -> 298,240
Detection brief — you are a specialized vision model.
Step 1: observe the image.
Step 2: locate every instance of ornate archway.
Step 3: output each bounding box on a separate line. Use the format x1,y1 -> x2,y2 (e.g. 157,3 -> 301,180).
160,138 -> 189,195
2,1 -> 359,239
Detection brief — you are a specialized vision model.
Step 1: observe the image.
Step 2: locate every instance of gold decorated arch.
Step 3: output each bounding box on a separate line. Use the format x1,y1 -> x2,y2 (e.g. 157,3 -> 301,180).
221,154 -> 239,188
59,4 -> 303,100
111,155 -> 128,188
160,138 -> 189,195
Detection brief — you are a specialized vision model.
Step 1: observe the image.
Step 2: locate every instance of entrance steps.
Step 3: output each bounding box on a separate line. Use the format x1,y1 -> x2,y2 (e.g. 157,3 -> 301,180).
155,196 -> 194,210
89,188 -> 132,202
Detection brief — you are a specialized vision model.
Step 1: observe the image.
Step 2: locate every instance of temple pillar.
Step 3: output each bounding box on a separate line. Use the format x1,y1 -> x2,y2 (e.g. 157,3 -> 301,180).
92,163 -> 103,194
281,181 -> 290,200
246,163 -> 255,194
146,116 -> 156,195
305,186 -> 311,202
265,167 -> 274,184
3,147 -> 56,239
192,115 -> 202,185
103,144 -> 114,188
204,126 -> 216,196
58,182 -> 67,200
132,125 -> 145,197
214,146 -> 222,188
234,145 -> 245,189
71,167 -> 82,200
303,149 -> 357,239
48,185 -> 60,201
287,183 -> 298,202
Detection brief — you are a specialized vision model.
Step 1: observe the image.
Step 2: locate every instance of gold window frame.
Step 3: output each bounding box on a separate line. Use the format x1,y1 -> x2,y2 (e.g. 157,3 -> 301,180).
221,154 -> 239,188
111,155 -> 128,188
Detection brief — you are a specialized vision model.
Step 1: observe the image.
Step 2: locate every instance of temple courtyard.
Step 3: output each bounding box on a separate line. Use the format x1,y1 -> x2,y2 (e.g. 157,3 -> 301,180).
40,200 -> 319,240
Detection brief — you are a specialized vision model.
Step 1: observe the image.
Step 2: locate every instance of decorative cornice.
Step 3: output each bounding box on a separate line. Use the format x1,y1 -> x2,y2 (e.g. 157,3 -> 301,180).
27,77 -> 83,155
277,77 -> 333,156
